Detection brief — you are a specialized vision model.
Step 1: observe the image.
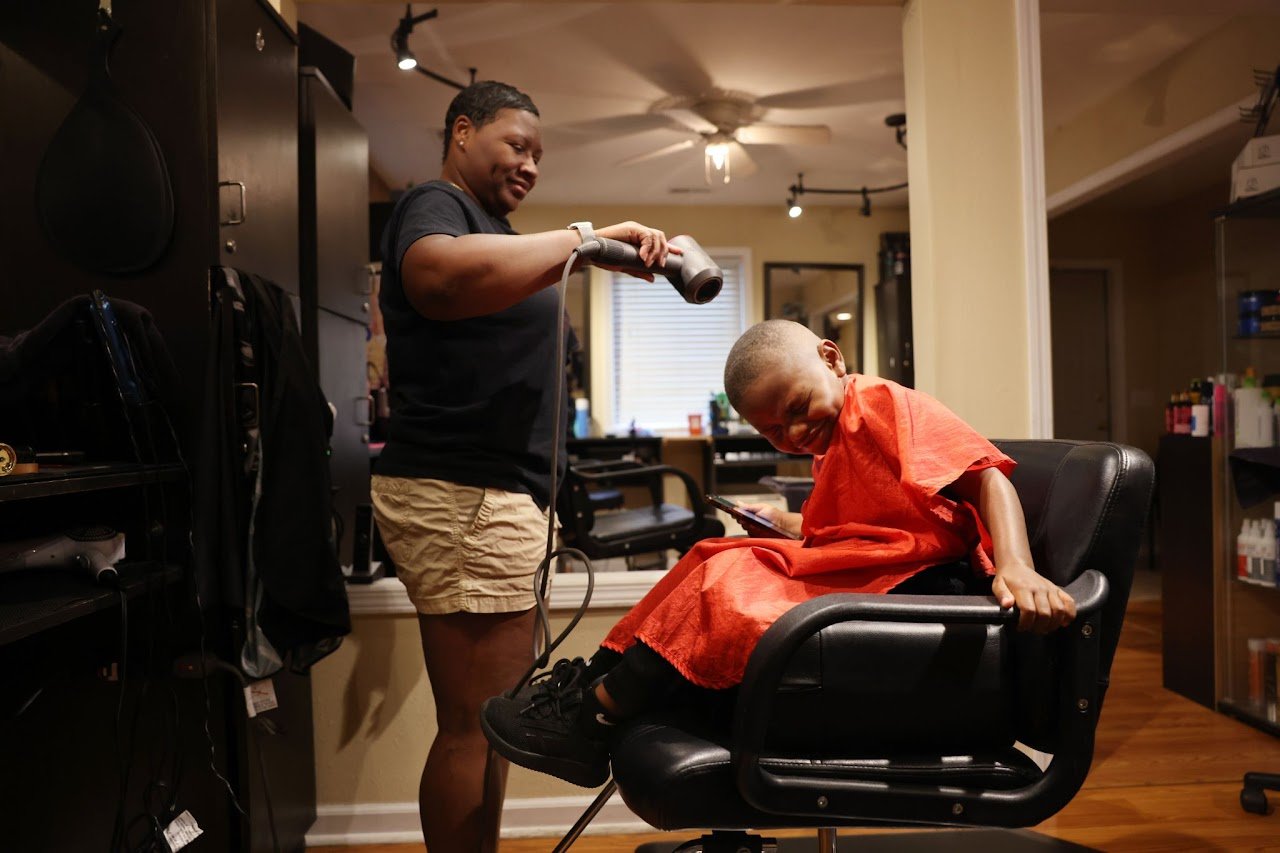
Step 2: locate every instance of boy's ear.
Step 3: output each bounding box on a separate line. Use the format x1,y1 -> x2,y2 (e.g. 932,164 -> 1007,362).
817,339 -> 847,377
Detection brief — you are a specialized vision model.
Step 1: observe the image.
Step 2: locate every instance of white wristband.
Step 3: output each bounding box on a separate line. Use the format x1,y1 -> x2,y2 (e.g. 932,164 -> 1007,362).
568,221 -> 594,245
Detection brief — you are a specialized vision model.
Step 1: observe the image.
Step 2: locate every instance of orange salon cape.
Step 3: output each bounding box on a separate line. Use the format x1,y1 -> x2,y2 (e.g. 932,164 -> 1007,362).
601,375 -> 1015,689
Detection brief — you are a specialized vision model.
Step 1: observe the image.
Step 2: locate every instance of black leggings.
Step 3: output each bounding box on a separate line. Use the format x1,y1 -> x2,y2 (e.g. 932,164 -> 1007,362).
589,561 -> 987,718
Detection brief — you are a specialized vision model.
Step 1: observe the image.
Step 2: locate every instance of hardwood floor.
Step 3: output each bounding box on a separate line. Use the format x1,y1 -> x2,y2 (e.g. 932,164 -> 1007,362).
315,600 -> 1280,852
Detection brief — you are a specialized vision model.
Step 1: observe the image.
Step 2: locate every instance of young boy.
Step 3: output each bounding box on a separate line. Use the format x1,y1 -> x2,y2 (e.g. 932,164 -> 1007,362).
481,320 -> 1076,787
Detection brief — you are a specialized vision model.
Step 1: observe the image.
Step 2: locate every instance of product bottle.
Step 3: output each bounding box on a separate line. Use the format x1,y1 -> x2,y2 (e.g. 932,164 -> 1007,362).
1251,638 -> 1267,708
1215,375 -> 1230,438
1239,519 -> 1250,579
1264,520 -> 1276,584
1203,377 -> 1215,434
573,397 -> 590,438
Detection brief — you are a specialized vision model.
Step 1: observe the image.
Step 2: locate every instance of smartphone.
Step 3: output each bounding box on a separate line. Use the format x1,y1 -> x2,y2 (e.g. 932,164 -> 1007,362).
705,494 -> 802,540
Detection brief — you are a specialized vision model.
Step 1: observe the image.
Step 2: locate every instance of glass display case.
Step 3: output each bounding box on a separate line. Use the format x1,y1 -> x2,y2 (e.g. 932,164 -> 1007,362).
1216,186 -> 1280,734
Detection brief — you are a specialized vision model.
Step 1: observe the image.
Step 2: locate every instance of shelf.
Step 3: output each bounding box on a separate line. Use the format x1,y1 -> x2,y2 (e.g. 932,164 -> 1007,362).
1219,697 -> 1280,737
0,462 -> 186,503
1235,575 -> 1280,592
1226,448 -> 1280,508
1233,333 -> 1280,340
0,561 -> 184,647
1214,186 -> 1280,220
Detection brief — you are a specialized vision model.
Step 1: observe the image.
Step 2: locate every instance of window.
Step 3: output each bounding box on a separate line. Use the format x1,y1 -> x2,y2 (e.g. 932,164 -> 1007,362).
610,249 -> 749,432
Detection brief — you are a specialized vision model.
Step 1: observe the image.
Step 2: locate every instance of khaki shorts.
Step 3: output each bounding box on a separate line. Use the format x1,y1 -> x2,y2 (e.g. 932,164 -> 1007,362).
370,475 -> 552,615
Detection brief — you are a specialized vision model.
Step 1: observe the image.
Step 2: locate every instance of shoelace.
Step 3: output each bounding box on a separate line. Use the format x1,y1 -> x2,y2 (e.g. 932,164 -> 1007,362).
520,657 -> 586,721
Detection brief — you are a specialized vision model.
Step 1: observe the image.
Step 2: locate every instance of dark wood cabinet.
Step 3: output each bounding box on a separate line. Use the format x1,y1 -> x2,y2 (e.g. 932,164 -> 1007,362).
875,231 -> 914,388
216,0 -> 300,291
300,68 -> 371,323
1157,435 -> 1218,709
1,1 -> 319,849
316,308 -> 373,569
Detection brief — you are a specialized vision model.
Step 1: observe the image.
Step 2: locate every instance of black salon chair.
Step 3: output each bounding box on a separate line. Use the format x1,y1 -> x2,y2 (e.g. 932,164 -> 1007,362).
558,459 -> 725,569
553,439 -> 1154,852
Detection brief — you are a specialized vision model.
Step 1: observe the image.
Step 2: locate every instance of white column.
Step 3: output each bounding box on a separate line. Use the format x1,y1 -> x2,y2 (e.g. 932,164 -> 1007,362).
902,0 -> 1051,438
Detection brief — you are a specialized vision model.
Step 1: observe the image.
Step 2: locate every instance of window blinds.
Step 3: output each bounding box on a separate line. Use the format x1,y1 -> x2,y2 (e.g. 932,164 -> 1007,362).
611,252 -> 746,431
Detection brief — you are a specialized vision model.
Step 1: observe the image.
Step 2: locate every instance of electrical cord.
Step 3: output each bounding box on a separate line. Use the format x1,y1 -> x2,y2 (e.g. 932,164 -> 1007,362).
507,247 -> 598,696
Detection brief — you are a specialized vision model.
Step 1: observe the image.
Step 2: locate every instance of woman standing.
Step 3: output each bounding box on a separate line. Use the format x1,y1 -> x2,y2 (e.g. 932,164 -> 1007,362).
371,80 -> 671,852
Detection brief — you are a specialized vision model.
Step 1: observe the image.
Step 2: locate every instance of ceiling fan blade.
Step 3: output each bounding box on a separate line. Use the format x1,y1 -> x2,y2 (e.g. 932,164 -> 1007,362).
566,15 -> 713,97
736,124 -> 832,146
757,74 -> 905,110
661,108 -> 718,135
616,138 -> 698,167
728,142 -> 758,178
542,113 -> 683,149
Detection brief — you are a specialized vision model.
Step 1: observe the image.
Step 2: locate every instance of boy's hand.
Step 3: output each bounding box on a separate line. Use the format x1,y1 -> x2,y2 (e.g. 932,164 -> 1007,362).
737,503 -> 803,538
991,563 -> 1076,634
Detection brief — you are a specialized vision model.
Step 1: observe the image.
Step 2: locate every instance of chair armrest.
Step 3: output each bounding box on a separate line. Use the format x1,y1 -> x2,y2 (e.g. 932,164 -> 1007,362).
733,569 -> 1109,828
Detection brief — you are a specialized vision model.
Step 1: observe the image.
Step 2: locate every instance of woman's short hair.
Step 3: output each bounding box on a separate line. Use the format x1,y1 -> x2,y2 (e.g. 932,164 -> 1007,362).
442,80 -> 539,161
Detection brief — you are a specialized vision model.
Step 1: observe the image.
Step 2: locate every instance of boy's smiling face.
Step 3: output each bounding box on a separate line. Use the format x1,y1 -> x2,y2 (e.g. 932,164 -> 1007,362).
736,339 -> 848,455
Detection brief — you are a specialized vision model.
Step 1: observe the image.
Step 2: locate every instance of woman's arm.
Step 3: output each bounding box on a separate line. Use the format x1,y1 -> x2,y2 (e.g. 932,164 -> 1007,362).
946,467 -> 1076,634
400,221 -> 672,321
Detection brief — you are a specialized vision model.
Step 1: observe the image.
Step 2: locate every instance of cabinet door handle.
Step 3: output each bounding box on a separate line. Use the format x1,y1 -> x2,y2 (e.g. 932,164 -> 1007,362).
219,180 -> 247,226
354,395 -> 374,427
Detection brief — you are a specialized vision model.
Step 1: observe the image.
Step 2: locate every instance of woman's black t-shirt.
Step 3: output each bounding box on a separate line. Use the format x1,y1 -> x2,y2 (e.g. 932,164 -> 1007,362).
376,180 -> 564,508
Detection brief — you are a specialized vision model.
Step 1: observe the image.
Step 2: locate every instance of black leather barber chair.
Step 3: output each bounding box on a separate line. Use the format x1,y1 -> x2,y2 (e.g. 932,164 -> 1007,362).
552,440 -> 1154,852
558,459 -> 725,569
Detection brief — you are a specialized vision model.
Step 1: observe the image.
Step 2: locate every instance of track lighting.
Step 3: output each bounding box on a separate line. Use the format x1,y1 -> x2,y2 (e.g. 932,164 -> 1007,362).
390,5 -> 476,91
782,116 -> 909,219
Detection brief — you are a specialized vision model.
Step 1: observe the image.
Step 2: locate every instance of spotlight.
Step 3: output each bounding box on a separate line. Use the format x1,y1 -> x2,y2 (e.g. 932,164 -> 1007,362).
786,194 -> 802,218
392,5 -> 440,73
860,188 -> 871,217
394,27 -> 417,70
835,312 -> 853,321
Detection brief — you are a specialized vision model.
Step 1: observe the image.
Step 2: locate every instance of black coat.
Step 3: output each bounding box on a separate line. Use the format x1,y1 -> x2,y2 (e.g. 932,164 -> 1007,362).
194,268 -> 350,675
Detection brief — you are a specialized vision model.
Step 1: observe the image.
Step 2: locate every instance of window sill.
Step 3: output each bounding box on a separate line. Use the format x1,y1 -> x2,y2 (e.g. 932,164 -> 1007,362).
344,567 -> 661,616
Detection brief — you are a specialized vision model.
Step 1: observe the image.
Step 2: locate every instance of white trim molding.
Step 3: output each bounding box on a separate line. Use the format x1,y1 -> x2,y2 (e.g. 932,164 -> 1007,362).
306,792 -> 651,846
1015,0 -> 1053,440
345,569 -> 659,617
1046,96 -> 1256,218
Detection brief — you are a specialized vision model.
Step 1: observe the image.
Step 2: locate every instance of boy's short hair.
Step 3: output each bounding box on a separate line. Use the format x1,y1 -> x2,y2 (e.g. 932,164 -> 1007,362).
442,80 -> 540,161
723,320 -> 816,412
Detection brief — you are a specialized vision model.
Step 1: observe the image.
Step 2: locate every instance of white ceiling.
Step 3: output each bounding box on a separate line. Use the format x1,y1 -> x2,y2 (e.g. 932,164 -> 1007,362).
297,1 -> 1276,209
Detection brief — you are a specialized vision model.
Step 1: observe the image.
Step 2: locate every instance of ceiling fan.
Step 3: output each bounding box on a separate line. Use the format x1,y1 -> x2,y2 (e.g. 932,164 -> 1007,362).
616,88 -> 832,184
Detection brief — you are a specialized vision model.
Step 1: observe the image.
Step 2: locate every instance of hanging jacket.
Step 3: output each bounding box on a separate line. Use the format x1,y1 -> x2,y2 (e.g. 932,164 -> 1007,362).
194,268 -> 350,676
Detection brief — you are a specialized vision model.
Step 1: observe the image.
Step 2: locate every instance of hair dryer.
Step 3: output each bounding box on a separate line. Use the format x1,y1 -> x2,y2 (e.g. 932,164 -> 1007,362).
0,526 -> 126,584
576,233 -> 723,304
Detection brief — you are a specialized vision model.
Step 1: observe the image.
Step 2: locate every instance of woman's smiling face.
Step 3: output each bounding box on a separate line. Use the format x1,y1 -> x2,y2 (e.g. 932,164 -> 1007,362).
735,339 -> 848,456
453,107 -> 542,216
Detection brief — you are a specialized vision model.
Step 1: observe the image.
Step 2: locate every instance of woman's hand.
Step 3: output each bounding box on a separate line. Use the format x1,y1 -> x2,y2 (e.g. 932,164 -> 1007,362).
593,221 -> 682,280
737,503 -> 804,538
991,562 -> 1076,634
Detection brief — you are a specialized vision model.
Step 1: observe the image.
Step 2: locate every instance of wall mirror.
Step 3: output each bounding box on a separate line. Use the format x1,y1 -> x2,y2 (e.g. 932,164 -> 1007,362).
763,263 -> 865,372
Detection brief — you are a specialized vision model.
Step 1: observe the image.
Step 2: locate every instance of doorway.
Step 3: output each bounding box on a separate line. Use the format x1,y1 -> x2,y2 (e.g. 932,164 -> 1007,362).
1049,265 -> 1118,441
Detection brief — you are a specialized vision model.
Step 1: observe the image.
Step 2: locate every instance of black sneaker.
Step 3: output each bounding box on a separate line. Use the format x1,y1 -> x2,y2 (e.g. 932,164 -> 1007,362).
481,659 -> 610,788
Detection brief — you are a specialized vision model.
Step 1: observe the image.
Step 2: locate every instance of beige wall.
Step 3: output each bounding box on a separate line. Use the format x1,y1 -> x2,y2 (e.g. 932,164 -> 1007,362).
313,609 -> 633,806
1044,15 -> 1280,200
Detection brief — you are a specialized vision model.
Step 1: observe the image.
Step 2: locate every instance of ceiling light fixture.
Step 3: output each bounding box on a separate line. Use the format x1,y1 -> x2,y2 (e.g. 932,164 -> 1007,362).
391,5 -> 475,90
835,312 -> 853,322
704,137 -> 731,184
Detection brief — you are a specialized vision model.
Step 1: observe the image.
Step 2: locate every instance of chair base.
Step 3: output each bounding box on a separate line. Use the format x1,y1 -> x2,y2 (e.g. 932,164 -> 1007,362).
634,828 -> 1100,853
